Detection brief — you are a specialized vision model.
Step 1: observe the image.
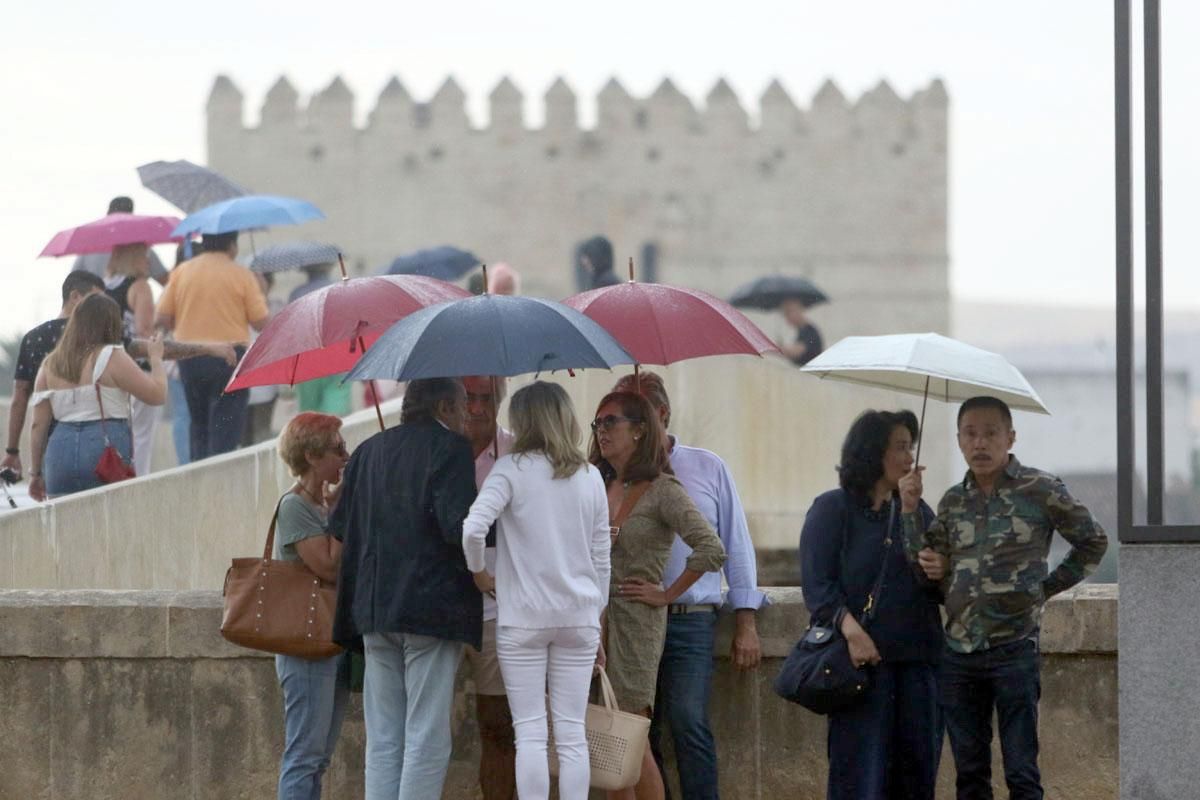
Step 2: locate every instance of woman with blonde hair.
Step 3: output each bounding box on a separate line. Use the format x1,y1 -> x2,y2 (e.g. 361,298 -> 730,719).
273,412 -> 351,800
588,391 -> 726,800
105,242 -> 159,475
28,293 -> 165,501
462,381 -> 611,800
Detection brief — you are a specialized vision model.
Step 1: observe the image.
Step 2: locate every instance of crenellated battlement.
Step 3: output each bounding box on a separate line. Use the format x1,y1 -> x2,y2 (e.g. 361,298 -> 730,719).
207,74 -> 947,141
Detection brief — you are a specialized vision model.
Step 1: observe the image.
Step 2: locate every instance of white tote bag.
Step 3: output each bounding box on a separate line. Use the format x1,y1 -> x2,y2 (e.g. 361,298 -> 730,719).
548,666 -> 651,790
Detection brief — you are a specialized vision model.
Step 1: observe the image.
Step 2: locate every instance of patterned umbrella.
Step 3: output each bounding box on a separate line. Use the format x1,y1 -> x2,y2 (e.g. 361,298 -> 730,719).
137,160 -> 249,213
249,241 -> 341,273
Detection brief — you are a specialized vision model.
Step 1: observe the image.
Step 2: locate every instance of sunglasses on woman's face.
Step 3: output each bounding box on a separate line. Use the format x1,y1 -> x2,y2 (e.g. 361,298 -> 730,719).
591,415 -> 639,433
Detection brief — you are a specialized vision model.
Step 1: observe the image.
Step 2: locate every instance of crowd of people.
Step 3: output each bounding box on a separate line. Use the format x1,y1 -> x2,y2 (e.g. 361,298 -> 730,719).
265,366 -> 1105,800
3,207 -> 1109,800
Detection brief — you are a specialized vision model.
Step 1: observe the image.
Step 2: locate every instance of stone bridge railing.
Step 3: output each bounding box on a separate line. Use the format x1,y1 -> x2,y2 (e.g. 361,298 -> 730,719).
0,585 -> 1117,800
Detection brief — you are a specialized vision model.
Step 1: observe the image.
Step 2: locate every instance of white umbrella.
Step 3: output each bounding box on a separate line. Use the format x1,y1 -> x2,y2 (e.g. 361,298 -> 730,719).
800,332 -> 1049,464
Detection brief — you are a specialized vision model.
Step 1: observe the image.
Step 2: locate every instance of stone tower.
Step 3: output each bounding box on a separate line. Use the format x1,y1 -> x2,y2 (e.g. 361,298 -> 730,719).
205,74 -> 950,342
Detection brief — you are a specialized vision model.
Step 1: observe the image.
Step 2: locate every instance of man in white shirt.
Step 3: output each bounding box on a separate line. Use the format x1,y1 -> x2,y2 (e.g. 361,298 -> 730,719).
462,375 -> 517,800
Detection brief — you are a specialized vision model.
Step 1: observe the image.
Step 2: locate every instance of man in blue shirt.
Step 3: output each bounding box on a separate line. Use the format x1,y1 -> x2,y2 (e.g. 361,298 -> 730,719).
613,371 -> 766,800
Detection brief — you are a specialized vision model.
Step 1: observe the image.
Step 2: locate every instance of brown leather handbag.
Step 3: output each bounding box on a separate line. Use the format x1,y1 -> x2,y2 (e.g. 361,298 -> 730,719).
220,496 -> 342,660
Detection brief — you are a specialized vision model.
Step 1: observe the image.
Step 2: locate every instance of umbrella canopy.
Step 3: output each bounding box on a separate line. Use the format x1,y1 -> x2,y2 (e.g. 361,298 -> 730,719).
800,333 -> 1050,415
563,282 -> 779,365
729,274 -> 829,310
137,159 -> 249,213
39,213 -> 182,257
226,275 -> 471,391
383,246 -> 479,281
172,195 -> 324,237
346,295 -> 635,382
250,241 -> 341,274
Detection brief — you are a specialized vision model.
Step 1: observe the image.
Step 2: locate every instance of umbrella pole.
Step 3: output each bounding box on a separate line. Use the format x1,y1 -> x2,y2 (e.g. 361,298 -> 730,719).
337,252 -> 349,281
356,333 -> 386,432
628,256 -> 635,282
915,375 -> 930,468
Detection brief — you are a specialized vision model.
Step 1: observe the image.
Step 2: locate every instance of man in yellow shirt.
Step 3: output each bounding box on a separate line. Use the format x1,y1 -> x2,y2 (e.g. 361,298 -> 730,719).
155,232 -> 269,459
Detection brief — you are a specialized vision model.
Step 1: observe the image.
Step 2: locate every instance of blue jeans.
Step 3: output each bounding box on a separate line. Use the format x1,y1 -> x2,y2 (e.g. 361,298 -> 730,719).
44,419 -> 131,497
363,632 -> 464,800
168,374 -> 190,465
275,653 -> 349,800
939,638 -> 1042,800
179,351 -> 248,460
827,660 -> 940,800
650,609 -> 719,800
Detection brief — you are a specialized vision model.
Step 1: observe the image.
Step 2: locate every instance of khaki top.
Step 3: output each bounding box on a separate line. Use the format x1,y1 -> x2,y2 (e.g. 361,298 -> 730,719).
157,252 -> 268,343
606,473 -> 725,712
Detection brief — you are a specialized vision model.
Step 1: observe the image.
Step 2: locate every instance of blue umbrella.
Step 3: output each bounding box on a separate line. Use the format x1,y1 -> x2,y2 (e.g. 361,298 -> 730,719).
382,245 -> 479,281
249,241 -> 341,273
172,194 -> 324,237
345,294 -> 636,381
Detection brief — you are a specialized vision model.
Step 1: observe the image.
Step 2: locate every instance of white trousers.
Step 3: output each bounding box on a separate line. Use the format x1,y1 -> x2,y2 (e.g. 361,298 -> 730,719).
496,625 -> 600,800
130,397 -> 160,476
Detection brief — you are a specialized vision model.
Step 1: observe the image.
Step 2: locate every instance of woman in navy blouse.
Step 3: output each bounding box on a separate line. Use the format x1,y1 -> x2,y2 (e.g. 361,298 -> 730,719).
799,410 -> 942,800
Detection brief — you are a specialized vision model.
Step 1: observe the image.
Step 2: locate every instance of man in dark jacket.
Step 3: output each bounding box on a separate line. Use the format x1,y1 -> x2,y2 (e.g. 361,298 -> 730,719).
328,377 -> 480,799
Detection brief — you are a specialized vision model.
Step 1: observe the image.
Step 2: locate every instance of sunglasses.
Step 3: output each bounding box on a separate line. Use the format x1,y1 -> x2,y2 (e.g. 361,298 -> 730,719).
591,415 -> 640,433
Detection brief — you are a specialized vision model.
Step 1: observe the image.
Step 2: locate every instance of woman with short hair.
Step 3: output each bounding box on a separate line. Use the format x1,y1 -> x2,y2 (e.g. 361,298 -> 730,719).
27,293 -> 165,500
273,412 -> 350,800
588,391 -> 726,800
799,410 -> 942,800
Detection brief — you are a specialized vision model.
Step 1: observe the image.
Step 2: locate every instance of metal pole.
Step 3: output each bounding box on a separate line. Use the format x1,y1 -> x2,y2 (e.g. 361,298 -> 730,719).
1144,0 -> 1165,525
1114,0 -> 1136,538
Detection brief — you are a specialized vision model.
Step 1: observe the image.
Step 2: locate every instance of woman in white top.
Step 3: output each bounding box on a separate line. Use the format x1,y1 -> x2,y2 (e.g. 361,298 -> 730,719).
105,242 -> 160,476
28,293 -> 165,501
463,380 -> 611,800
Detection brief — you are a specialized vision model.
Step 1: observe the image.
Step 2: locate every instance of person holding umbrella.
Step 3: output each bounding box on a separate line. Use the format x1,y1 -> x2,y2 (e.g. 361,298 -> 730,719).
779,298 -> 824,366
728,275 -> 828,366
73,196 -> 170,286
589,391 -> 725,800
155,231 -> 269,459
800,409 -> 942,800
899,396 -> 1108,800
328,378 -> 480,800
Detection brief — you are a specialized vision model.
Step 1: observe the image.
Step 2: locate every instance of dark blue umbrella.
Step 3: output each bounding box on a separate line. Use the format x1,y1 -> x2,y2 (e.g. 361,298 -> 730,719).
729,274 -> 829,310
382,245 -> 479,281
345,294 -> 635,381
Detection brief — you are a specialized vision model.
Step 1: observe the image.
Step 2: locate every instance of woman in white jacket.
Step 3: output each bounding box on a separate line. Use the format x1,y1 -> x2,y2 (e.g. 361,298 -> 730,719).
463,380 -> 611,800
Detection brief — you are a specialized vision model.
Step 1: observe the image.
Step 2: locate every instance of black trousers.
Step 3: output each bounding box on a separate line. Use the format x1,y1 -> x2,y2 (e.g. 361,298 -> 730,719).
179,350 -> 248,460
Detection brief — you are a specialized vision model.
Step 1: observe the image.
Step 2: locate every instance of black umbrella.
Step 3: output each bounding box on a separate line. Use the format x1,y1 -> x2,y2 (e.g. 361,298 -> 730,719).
345,294 -> 635,381
137,160 -> 249,213
249,241 -> 341,273
729,275 -> 829,310
382,246 -> 479,281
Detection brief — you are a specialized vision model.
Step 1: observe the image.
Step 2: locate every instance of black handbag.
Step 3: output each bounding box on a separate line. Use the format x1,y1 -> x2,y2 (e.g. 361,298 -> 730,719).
773,498 -> 895,714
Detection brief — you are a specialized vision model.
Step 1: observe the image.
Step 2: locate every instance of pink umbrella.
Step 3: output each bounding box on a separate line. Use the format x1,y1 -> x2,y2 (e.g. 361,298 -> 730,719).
39,213 -> 182,257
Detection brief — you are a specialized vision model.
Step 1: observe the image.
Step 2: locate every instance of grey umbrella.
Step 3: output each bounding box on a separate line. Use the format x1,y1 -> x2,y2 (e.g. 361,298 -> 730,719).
249,241 -> 341,273
137,160 -> 249,213
729,274 -> 829,310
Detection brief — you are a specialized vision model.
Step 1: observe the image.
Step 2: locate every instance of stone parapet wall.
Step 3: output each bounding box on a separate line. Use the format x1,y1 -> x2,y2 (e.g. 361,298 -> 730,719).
0,359 -> 959,590
0,586 -> 1117,799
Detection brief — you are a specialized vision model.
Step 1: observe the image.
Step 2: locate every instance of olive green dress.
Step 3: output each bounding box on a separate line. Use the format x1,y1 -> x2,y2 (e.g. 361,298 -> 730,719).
606,474 -> 726,713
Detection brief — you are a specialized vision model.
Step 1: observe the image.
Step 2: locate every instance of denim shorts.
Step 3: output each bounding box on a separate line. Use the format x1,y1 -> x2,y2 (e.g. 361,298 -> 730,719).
44,418 -> 132,497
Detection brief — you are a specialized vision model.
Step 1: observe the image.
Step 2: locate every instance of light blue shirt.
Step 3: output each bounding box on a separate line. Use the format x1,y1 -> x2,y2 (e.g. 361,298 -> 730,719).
665,437 -> 768,610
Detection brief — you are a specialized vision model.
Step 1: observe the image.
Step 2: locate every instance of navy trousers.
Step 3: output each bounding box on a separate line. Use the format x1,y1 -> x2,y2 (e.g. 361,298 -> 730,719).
650,610 -> 720,800
826,660 -> 940,800
939,638 -> 1043,800
179,350 -> 248,460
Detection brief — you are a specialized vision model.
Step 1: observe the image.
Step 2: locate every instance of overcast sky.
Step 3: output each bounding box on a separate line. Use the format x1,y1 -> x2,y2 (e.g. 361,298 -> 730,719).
3,0 -> 1197,340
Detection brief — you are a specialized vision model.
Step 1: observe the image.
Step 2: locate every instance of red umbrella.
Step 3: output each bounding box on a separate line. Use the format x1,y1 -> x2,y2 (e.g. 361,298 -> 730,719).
39,213 -> 182,256
563,279 -> 779,366
226,269 -> 470,428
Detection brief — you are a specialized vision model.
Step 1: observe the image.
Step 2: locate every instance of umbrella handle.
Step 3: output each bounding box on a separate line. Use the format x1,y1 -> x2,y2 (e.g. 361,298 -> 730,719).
914,376 -> 930,468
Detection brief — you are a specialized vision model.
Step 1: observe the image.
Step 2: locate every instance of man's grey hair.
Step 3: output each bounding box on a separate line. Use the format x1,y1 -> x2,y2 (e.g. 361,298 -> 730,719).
400,378 -> 464,424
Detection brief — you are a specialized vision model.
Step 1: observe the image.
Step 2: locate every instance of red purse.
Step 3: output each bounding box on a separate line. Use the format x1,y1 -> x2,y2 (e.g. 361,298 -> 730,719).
94,384 -> 136,484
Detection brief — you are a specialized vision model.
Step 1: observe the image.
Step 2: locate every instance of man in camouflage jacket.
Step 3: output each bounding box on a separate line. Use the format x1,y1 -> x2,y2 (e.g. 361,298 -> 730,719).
899,396 -> 1107,800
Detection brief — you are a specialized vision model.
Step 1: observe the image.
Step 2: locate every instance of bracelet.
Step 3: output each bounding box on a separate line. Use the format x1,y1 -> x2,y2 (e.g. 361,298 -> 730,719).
4,447 -> 17,456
